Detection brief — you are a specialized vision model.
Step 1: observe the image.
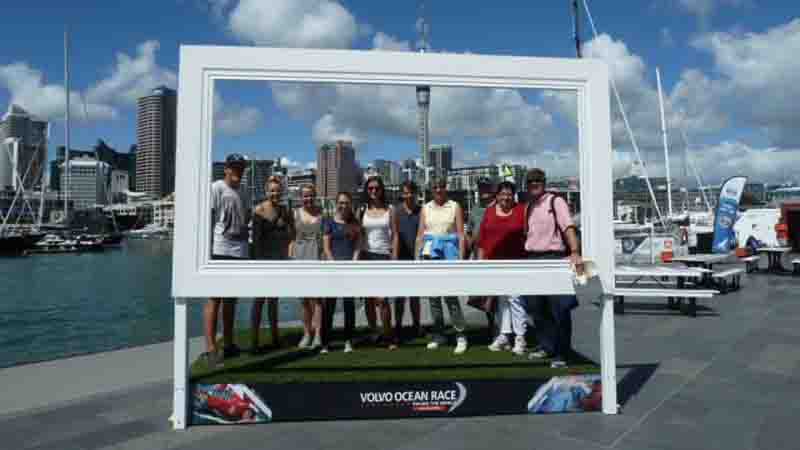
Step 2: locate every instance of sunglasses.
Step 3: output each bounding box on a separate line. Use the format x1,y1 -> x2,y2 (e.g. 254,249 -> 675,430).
367,186 -> 381,192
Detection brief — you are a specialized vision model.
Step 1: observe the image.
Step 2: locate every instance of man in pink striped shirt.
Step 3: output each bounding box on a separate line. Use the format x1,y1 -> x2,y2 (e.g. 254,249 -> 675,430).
522,168 -> 583,369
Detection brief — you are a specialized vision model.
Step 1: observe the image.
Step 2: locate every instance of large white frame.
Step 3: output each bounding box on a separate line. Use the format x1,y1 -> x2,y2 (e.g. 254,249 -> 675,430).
171,46 -> 617,429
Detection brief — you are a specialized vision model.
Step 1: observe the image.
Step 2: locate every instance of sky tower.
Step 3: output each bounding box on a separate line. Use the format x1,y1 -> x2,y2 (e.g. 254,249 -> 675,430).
416,1 -> 431,179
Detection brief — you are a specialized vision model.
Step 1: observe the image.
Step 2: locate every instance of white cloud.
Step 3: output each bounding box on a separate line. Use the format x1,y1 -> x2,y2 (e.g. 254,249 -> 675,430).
673,19 -> 800,147
86,41 -> 177,106
0,62 -> 117,122
280,156 -> 316,172
1,39 -> 177,124
372,32 -> 411,51
226,0 -> 358,49
273,79 -> 557,164
678,141 -> 800,185
213,93 -> 264,136
311,113 -> 367,146
575,34 -> 683,152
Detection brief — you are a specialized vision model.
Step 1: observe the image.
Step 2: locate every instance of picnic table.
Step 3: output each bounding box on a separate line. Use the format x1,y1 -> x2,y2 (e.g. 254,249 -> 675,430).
614,264 -> 718,316
670,253 -> 730,269
755,247 -> 793,273
670,253 -> 730,287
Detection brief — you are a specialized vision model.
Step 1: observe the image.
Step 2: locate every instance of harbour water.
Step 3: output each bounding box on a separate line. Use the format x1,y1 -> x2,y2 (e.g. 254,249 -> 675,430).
0,239 -> 300,368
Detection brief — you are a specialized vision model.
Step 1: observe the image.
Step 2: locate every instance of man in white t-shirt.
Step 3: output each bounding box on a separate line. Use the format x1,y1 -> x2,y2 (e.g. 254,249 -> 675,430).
202,153 -> 250,368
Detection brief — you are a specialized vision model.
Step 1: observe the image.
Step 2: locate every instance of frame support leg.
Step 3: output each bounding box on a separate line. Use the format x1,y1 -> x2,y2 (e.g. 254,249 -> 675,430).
600,294 -> 618,414
172,297 -> 189,430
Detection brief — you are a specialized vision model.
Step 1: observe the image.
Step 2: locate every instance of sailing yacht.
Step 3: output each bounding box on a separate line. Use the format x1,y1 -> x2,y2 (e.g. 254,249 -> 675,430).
0,124 -> 47,255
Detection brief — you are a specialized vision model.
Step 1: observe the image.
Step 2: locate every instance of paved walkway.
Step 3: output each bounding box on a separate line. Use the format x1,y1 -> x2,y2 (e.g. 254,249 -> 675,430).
2,272 -> 799,450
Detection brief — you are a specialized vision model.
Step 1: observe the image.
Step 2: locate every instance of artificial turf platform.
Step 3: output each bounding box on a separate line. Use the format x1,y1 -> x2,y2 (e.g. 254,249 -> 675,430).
191,327 -> 599,384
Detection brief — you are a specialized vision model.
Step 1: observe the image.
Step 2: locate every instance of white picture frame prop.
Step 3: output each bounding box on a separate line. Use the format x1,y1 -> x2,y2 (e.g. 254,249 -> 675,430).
170,46 -> 617,429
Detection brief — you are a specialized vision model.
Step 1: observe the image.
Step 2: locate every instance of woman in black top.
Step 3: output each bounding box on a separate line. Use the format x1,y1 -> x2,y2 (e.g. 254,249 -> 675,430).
250,176 -> 294,352
392,181 -> 422,337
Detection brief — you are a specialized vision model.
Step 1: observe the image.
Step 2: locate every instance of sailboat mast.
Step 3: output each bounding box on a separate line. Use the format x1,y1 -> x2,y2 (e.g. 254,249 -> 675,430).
656,67 -> 673,218
572,0 -> 582,58
37,125 -> 48,227
63,28 -> 71,220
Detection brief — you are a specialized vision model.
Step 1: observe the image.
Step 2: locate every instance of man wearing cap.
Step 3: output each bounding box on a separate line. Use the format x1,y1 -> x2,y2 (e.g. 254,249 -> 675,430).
522,168 -> 583,369
202,153 -> 251,368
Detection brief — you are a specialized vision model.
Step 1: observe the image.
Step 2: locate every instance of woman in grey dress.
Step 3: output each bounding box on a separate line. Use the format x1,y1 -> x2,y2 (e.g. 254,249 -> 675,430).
290,184 -> 324,350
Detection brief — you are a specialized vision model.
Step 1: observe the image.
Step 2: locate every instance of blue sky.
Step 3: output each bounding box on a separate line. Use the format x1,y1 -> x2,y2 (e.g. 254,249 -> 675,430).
1,1 -> 799,184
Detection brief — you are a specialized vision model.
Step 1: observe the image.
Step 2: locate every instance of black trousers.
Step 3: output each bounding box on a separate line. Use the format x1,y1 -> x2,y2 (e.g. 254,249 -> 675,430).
322,298 -> 355,344
523,251 -> 577,360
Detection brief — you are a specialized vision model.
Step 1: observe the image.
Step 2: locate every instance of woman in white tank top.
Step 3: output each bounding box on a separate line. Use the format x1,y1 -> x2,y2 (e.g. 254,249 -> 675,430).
362,208 -> 393,255
415,178 -> 469,354
360,176 -> 399,348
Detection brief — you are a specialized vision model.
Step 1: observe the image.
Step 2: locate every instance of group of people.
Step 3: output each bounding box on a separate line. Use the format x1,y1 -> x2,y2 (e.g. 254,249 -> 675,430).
202,153 -> 584,370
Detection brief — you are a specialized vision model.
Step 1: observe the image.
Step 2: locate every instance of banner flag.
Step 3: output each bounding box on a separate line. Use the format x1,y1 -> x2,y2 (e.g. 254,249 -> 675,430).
712,176 -> 747,253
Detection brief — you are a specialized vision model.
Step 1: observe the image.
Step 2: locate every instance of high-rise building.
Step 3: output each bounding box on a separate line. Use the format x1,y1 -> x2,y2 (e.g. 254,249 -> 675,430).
0,138 -> 20,191
242,159 -> 278,207
316,140 -> 357,199
50,146 -> 95,192
0,104 -> 47,190
428,144 -> 453,181
416,2 -> 432,172
287,169 -> 317,204
447,165 -> 500,191
50,141 -> 135,197
135,86 -> 177,198
416,87 -> 431,172
211,161 -> 226,182
60,156 -> 111,210
94,140 -> 135,191
128,144 -> 137,189
401,158 -> 424,185
389,161 -> 401,186
372,159 -> 402,186
109,170 -> 130,204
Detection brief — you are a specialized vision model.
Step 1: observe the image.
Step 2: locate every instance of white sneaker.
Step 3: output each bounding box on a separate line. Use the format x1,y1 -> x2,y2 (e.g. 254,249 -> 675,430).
512,336 -> 527,356
550,359 -> 567,369
310,334 -> 322,350
529,348 -> 550,360
344,341 -> 353,353
488,334 -> 510,352
320,347 -> 329,354
454,336 -> 468,355
426,341 -> 439,350
297,334 -> 311,349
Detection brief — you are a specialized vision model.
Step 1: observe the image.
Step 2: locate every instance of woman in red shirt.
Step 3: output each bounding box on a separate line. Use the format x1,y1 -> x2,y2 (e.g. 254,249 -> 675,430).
478,181 -> 529,355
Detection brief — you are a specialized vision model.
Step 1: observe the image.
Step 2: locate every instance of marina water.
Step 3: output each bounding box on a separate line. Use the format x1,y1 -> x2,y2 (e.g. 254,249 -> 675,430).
0,239 -> 300,368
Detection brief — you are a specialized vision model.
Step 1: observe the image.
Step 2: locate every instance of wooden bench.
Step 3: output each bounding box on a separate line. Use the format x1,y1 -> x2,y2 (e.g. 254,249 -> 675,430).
793,259 -> 800,276
612,287 -> 718,317
740,255 -> 761,273
711,267 -> 745,293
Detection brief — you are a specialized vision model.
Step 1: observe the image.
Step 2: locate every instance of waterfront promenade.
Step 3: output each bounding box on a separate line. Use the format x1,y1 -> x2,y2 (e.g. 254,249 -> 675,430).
1,272 -> 798,450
